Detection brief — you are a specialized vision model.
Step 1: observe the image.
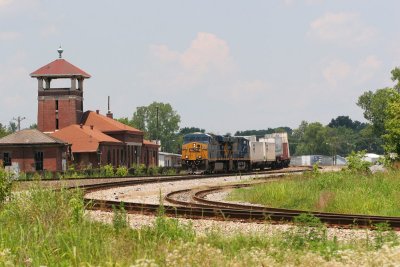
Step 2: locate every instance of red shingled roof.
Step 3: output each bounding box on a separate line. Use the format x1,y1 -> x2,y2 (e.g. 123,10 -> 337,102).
143,140 -> 159,147
30,59 -> 91,78
51,124 -> 122,153
82,111 -> 143,135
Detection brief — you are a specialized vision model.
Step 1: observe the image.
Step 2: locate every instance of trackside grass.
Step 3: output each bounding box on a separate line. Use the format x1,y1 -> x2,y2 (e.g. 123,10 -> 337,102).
0,183 -> 399,265
228,170 -> 400,216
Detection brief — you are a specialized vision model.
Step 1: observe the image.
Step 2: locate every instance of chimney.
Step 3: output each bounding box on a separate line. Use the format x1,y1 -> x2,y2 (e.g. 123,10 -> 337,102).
96,110 -> 99,114
106,96 -> 113,119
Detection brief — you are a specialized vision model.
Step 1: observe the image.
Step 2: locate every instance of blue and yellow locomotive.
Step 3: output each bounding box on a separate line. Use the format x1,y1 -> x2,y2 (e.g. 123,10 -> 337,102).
181,133 -> 250,173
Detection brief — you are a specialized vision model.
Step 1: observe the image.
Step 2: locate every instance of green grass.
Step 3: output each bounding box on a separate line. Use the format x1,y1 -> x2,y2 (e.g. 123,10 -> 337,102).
0,182 -> 399,266
227,170 -> 400,216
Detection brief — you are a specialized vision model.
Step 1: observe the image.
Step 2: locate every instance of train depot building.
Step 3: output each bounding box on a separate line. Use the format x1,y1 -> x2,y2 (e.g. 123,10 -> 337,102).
0,48 -> 159,173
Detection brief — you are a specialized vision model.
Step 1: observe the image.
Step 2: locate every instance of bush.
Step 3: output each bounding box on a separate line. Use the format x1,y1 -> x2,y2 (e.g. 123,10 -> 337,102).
115,166 -> 128,177
113,202 -> 128,233
101,164 -> 114,177
0,167 -> 13,205
346,150 -> 372,173
133,164 -> 147,176
147,166 -> 159,176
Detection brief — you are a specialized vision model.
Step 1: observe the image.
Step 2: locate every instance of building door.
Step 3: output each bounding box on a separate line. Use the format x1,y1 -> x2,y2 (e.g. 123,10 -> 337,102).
34,151 -> 44,171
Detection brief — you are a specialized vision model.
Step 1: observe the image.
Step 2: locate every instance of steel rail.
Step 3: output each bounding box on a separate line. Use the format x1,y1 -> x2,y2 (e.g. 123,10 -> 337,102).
79,166 -> 400,230
164,184 -> 400,228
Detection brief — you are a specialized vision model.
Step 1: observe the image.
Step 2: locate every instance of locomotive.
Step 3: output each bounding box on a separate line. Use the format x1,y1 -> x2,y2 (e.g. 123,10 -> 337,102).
181,132 -> 290,173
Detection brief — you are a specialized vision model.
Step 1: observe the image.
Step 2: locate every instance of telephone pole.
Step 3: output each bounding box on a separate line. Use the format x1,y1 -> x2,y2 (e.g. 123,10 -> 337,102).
13,116 -> 26,131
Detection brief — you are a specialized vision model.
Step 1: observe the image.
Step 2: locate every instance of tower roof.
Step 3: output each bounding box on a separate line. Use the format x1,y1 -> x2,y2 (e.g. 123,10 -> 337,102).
30,58 -> 91,78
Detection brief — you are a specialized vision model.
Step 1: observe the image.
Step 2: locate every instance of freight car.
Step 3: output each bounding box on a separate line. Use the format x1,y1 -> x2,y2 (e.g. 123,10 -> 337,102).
181,132 -> 290,173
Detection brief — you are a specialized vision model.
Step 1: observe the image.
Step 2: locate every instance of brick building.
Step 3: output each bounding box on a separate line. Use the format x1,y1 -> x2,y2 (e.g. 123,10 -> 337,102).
30,47 -> 90,133
0,129 -> 69,172
0,48 -> 159,172
51,124 -> 124,169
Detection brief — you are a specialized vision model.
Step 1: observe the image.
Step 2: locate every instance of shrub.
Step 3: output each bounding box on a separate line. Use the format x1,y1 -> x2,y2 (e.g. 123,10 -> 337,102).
0,167 -> 13,205
133,164 -> 147,176
147,166 -> 160,176
284,214 -> 331,252
163,167 -> 177,175
101,164 -> 114,177
113,202 -> 128,233
346,150 -> 372,173
115,166 -> 128,177
374,222 -> 399,249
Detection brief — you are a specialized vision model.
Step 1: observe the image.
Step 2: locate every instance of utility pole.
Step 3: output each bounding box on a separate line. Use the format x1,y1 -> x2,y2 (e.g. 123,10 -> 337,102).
13,116 -> 26,131
156,106 -> 159,146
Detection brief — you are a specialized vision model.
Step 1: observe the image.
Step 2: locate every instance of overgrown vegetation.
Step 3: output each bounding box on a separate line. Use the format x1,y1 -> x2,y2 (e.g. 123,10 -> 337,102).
228,170 -> 400,216
0,167 -> 13,205
14,164 -> 179,181
1,180 -> 400,265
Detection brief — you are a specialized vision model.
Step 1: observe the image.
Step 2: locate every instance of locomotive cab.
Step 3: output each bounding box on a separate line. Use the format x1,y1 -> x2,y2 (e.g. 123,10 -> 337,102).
181,133 -> 211,173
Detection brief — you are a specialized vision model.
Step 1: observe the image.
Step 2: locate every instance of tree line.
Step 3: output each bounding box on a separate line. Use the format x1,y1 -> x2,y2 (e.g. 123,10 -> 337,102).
3,68 -> 397,157
115,67 -> 400,156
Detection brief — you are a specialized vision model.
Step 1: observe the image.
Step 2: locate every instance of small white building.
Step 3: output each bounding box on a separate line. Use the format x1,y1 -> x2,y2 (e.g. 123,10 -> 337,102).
159,152 -> 181,167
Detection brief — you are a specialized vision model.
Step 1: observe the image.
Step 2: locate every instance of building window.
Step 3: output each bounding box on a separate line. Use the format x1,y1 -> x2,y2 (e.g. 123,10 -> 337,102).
34,151 -> 44,171
55,100 -> 59,111
3,152 -> 11,167
56,118 -> 59,130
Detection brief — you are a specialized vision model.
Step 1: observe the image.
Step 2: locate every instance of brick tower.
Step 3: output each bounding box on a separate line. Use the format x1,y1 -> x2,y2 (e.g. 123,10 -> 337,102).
30,47 -> 91,133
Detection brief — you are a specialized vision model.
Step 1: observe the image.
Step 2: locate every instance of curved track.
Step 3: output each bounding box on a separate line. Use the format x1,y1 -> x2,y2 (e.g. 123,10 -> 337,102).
82,167 -> 400,230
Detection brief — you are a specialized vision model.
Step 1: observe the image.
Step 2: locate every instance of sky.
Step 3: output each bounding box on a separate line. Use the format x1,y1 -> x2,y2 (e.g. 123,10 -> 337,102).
1,0 -> 400,134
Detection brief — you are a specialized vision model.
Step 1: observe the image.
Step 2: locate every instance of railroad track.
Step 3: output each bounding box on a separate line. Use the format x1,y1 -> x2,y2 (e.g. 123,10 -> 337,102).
82,166 -> 400,230
165,184 -> 400,229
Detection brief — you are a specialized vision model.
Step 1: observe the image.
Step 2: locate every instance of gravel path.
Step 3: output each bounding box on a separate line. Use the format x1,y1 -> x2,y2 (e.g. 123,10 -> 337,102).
84,173 -> 275,204
86,210 -> 394,242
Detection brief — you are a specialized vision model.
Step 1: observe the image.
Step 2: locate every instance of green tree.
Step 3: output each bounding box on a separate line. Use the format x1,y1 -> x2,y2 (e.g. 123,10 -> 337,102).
0,123 -> 10,138
7,122 -> 17,133
179,127 -> 205,135
383,94 -> 400,156
295,122 -> 330,155
357,88 -> 398,137
130,102 -> 181,153
328,116 -> 366,131
391,67 -> 400,93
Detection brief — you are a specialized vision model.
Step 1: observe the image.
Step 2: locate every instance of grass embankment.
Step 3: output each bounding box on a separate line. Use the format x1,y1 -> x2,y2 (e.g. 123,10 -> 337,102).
0,183 -> 399,265
228,170 -> 400,216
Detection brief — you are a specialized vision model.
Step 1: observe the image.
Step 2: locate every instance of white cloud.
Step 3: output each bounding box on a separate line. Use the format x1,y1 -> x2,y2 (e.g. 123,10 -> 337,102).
143,32 -> 236,92
0,31 -> 20,41
322,55 -> 382,87
308,12 -> 377,46
0,0 -> 12,8
283,0 -> 323,7
231,80 -> 269,102
322,59 -> 352,86
355,55 -> 382,84
40,24 -> 58,38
